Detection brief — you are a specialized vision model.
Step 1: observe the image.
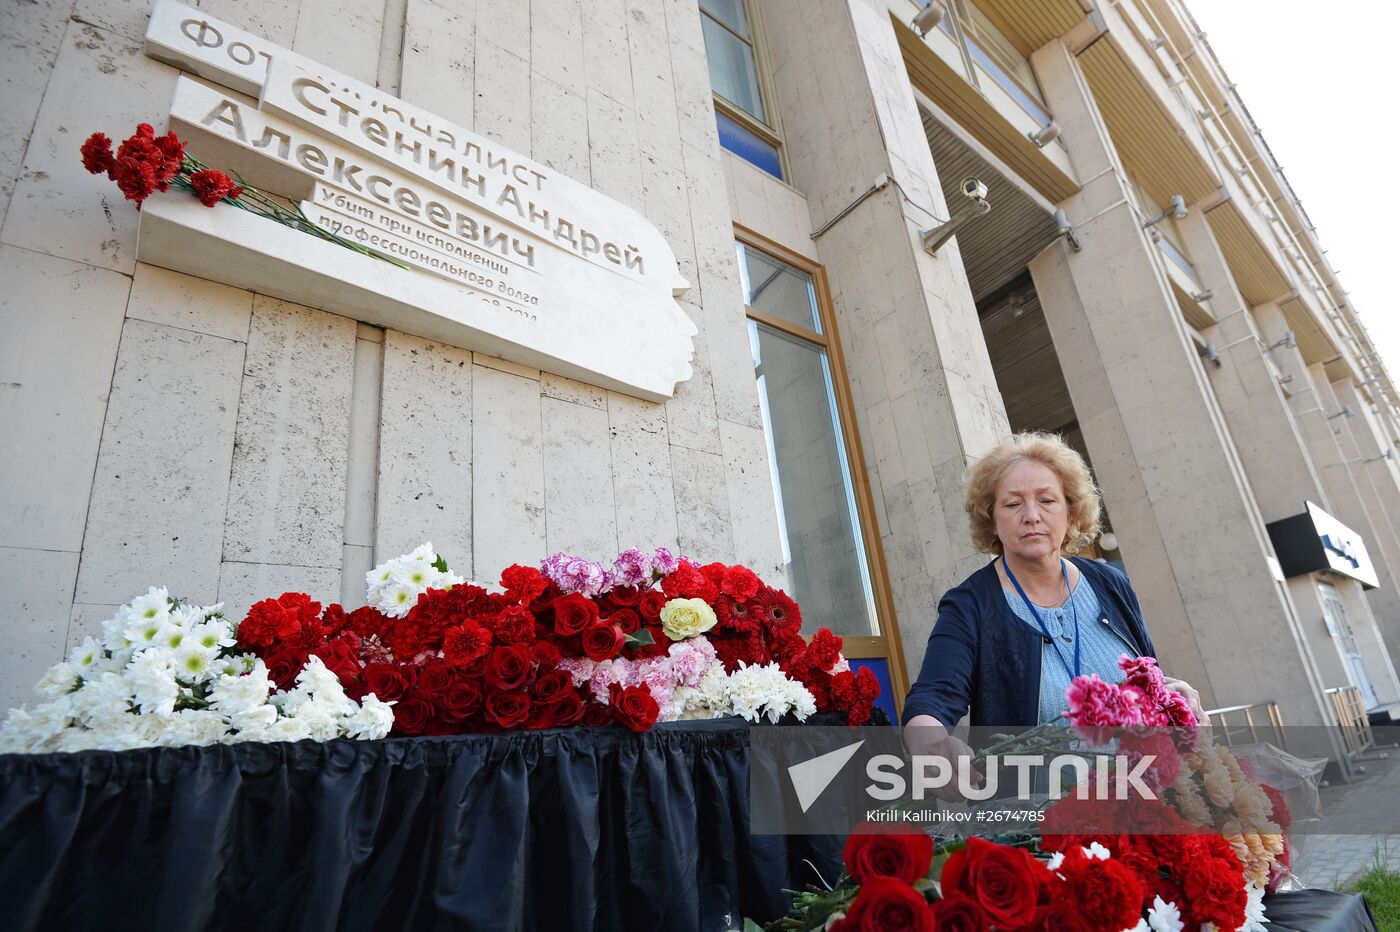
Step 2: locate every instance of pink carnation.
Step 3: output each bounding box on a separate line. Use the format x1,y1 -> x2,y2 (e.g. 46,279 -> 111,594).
1065,674 -> 1146,729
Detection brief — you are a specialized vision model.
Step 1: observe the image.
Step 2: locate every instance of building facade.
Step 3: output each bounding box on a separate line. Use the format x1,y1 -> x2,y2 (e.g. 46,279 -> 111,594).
3,0 -> 1399,770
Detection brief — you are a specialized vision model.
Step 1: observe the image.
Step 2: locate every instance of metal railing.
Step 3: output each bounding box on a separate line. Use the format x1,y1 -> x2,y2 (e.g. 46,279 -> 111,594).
1204,700 -> 1287,751
1325,685 -> 1377,760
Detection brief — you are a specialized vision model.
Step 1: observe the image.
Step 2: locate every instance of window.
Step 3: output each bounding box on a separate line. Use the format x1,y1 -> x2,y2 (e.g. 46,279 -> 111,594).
699,1 -> 785,179
736,228 -> 907,715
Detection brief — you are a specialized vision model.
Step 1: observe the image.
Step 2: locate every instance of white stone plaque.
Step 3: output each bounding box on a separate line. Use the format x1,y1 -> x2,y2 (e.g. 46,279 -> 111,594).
140,0 -> 696,401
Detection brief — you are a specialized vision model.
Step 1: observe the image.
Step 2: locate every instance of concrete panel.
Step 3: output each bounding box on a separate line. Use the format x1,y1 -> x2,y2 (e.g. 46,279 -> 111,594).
341,542 -> 374,608
542,396 -> 618,558
0,545 -> 79,713
217,560 -> 341,622
662,0 -> 720,155
641,155 -> 698,298
223,297 -> 356,568
581,0 -> 633,107
376,330 -> 473,572
0,245 -> 129,551
125,262 -> 253,342
471,363 -> 545,571
475,0 -> 529,61
662,306 -> 721,452
608,391 -> 680,552
718,418 -> 786,584
343,329 -> 384,550
1,21 -> 176,273
626,0 -> 684,170
292,0 -> 383,86
530,0 -> 585,97
75,318 -> 245,606
671,445 -> 734,563
585,87 -> 644,214
0,0 -> 69,232
530,75 -> 589,183
67,601 -> 120,654
541,372 -> 606,410
402,0 -> 477,131
474,39 -> 531,156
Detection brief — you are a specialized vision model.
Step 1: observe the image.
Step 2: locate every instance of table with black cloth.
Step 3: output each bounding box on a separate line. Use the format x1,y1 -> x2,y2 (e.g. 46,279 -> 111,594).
0,718 -> 838,932
0,718 -> 1380,932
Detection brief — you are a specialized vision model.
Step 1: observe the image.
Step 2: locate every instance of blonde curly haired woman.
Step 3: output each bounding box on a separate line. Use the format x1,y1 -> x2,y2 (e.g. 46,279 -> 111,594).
902,433 -> 1202,781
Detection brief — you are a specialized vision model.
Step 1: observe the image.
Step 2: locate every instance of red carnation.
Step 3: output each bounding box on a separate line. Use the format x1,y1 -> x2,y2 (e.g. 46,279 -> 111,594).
661,561 -> 718,603
808,628 -> 844,672
501,564 -> 549,603
485,643 -> 535,691
80,132 -> 115,176
238,592 -> 321,650
843,827 -> 935,884
551,593 -> 599,636
609,683 -> 659,732
484,605 -> 535,645
189,168 -> 242,207
720,564 -> 761,601
442,620 -> 493,668
1049,847 -> 1144,932
831,876 -> 934,932
1179,841 -> 1247,930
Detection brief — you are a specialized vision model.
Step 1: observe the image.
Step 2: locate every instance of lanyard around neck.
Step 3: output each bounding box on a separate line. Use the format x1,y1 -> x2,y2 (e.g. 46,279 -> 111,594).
1003,557 -> 1081,680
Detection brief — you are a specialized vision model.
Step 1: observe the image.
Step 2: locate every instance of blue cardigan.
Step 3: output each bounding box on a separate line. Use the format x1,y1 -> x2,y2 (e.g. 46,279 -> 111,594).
901,557 -> 1156,729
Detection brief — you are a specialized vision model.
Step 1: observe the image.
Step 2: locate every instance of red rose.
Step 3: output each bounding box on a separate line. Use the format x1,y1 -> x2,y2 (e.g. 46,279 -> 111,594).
361,662 -> 407,702
843,828 -> 935,885
550,690 -> 586,726
833,876 -> 934,932
638,589 -> 668,621
443,677 -> 483,719
608,585 -> 643,608
582,622 -> 626,662
608,609 -> 641,635
500,564 -> 549,603
941,837 -> 1049,931
720,564 -> 761,601
189,168 -> 242,207
581,701 -> 613,727
531,641 -> 562,668
319,604 -> 349,636
928,893 -> 988,931
609,683 -> 660,732
393,693 -> 435,735
263,646 -> 308,691
80,132 -> 115,175
530,669 -> 574,705
484,690 -> 531,729
551,593 -> 599,636
442,620 -> 493,668
485,643 -> 535,691
310,635 -> 361,686
417,661 -> 454,698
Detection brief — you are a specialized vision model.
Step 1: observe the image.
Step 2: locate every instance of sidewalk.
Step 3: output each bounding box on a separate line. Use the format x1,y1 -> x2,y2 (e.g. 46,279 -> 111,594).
1290,739 -> 1400,888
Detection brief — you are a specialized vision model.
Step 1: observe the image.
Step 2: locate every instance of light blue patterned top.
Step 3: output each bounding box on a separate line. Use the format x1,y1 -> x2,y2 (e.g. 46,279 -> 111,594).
1003,573 -> 1138,724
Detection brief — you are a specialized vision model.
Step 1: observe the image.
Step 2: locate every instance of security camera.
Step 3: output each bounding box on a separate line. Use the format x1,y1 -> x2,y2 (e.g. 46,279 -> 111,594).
960,177 -> 988,200
1168,195 -> 1188,220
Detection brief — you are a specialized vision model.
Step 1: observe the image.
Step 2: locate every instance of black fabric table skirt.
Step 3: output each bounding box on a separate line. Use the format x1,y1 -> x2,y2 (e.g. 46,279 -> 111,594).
0,719 -> 839,932
1261,889 -> 1380,932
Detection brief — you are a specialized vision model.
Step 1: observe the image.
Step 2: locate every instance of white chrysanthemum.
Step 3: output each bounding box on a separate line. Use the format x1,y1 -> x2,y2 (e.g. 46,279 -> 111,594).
376,581 -> 420,619
1240,882 -> 1268,932
260,716 -> 313,743
345,695 -> 395,740
128,649 -> 179,716
405,542 -> 437,563
390,560 -> 437,588
101,606 -> 136,653
190,619 -> 235,652
1047,851 -> 1066,871
1146,895 -> 1184,932
68,636 -> 105,672
1085,841 -> 1112,861
35,661 -> 81,699
129,586 -> 173,623
171,643 -> 220,682
1123,921 -> 1148,932
786,682 -> 817,721
209,663 -> 274,718
162,709 -> 231,747
228,705 -> 278,734
67,671 -> 133,722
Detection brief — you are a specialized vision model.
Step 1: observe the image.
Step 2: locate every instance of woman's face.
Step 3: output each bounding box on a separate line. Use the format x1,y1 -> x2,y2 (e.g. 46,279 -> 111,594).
992,459 -> 1070,563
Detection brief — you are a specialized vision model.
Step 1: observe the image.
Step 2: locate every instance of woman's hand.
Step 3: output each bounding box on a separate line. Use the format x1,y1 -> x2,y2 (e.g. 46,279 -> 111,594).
902,715 -> 983,802
1163,676 -> 1206,724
